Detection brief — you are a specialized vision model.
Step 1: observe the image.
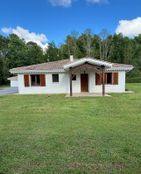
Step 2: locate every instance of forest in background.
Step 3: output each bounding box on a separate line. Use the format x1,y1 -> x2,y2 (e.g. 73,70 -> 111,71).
0,29 -> 141,85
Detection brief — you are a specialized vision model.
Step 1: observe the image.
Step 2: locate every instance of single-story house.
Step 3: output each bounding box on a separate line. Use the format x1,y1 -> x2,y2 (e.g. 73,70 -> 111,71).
9,56 -> 133,96
7,76 -> 18,87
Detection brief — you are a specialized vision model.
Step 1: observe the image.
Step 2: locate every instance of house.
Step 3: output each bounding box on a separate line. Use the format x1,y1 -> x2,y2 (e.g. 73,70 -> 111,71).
8,76 -> 18,87
9,56 -> 133,96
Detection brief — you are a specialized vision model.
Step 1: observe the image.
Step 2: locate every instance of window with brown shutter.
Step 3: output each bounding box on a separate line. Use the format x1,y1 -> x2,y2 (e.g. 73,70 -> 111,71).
96,73 -> 102,85
96,72 -> 118,85
113,72 -> 118,85
40,74 -> 46,86
31,75 -> 40,86
29,74 -> 46,87
24,74 -> 29,87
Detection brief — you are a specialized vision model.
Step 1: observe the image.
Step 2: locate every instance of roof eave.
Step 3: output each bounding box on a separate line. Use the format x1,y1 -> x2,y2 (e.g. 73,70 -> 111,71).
10,69 -> 65,74
64,58 -> 112,70
107,66 -> 134,72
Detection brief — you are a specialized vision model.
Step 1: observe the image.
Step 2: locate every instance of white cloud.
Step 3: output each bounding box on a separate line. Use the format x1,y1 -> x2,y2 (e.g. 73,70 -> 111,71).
1,27 -> 12,33
1,26 -> 48,51
49,0 -> 72,7
86,0 -> 109,4
116,17 -> 141,37
48,0 -> 109,7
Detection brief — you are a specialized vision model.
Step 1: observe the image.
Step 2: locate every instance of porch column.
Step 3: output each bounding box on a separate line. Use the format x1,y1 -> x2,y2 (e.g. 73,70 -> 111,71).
69,67 -> 72,97
101,65 -> 105,96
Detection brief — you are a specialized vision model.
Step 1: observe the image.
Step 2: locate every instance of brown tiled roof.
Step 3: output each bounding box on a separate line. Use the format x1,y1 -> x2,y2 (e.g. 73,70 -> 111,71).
10,59 -> 75,72
108,63 -> 134,72
112,63 -> 133,68
10,58 -> 133,73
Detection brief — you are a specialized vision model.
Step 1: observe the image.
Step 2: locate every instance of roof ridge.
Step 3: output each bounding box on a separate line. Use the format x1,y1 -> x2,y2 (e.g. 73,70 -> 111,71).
81,57 -> 114,64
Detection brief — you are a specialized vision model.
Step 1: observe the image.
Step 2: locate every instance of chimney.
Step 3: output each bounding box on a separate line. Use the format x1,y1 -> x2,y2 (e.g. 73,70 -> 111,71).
70,55 -> 74,62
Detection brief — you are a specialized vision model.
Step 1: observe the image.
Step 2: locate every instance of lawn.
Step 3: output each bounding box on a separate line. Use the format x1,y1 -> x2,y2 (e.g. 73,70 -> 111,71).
0,85 -> 9,89
0,83 -> 141,174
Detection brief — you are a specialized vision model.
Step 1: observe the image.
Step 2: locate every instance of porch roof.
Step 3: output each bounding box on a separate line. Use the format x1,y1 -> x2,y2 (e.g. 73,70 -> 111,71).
64,58 -> 112,70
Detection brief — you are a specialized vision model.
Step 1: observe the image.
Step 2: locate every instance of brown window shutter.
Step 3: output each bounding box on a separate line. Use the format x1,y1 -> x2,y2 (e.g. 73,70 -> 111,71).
24,74 -> 29,87
113,72 -> 118,85
96,73 -> 102,85
40,74 -> 46,86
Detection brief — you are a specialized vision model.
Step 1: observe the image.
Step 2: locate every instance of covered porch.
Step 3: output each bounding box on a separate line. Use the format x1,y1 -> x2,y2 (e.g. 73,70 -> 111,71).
66,92 -> 110,97
64,58 -> 112,97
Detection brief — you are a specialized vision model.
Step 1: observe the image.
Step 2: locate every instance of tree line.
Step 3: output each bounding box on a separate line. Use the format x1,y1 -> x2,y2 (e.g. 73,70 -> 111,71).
0,29 -> 141,85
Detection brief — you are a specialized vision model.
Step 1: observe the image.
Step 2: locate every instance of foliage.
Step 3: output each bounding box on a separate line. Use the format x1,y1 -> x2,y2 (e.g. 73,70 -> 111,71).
43,42 -> 62,62
0,30 -> 141,84
0,84 -> 141,173
127,76 -> 141,83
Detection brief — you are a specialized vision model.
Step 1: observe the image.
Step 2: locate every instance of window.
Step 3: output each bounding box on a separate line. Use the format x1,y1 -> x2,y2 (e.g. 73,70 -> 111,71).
72,74 -> 76,81
52,74 -> 59,82
31,75 -> 40,86
106,73 -> 112,84
24,74 -> 46,87
95,72 -> 118,85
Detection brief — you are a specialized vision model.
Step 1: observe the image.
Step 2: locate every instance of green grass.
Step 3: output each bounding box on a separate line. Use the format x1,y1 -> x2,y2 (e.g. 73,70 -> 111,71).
0,83 -> 141,174
0,85 -> 10,89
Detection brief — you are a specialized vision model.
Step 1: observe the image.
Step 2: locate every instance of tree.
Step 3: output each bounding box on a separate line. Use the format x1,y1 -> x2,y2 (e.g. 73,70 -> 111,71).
109,34 -> 125,63
26,42 -> 44,65
7,34 -> 27,68
44,42 -> 61,62
1,30 -> 141,85
99,29 -> 111,60
65,31 -> 79,58
0,35 -> 9,84
84,29 -> 93,57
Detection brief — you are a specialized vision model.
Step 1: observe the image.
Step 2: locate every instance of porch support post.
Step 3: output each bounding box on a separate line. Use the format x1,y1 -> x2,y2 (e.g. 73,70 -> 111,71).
101,65 -> 105,96
70,67 -> 72,97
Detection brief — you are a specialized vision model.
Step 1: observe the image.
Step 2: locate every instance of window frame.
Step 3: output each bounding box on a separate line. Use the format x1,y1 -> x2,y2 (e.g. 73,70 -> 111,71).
72,74 -> 76,81
30,74 -> 41,86
52,74 -> 59,83
106,73 -> 113,85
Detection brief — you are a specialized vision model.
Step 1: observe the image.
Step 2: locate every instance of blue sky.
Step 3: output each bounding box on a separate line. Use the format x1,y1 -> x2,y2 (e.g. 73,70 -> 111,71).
0,0 -> 141,49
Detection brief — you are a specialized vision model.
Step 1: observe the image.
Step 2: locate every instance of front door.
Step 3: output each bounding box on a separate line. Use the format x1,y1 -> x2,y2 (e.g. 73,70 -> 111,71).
81,74 -> 88,92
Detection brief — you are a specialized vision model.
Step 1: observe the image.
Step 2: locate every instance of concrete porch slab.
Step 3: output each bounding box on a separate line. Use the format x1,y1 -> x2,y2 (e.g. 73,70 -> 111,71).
66,93 -> 111,97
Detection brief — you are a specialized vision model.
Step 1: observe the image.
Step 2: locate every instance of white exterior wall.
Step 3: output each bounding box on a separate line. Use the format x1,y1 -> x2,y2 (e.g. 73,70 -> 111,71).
10,80 -> 18,87
18,71 -> 126,94
18,73 -> 81,94
90,71 -> 126,93
71,73 -> 81,93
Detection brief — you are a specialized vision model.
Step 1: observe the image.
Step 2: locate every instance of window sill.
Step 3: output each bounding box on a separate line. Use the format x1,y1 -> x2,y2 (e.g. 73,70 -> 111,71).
95,84 -> 118,86
25,86 -> 46,87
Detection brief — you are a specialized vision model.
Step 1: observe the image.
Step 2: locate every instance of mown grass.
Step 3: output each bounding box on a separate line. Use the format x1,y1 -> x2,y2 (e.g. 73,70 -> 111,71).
0,85 -> 9,89
0,83 -> 141,174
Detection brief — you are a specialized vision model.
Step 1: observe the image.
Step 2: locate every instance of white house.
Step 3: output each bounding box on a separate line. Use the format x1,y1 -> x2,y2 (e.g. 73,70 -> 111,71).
9,57 -> 133,96
7,76 -> 18,87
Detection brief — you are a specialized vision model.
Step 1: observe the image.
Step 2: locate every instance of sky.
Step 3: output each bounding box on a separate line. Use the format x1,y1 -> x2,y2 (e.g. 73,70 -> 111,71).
0,0 -> 141,49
